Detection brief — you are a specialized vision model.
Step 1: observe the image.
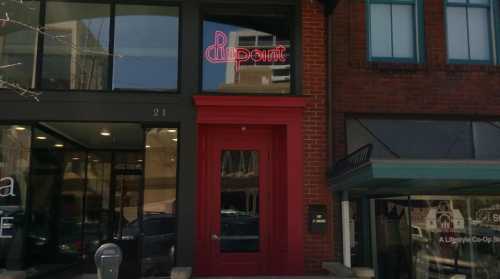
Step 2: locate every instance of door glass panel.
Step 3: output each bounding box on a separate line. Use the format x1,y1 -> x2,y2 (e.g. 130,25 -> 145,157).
374,198 -> 411,279
83,152 -> 112,264
142,128 -> 178,276
220,150 -> 259,253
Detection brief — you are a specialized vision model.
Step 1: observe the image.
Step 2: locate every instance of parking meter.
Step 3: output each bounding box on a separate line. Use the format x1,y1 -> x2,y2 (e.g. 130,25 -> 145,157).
94,243 -> 123,279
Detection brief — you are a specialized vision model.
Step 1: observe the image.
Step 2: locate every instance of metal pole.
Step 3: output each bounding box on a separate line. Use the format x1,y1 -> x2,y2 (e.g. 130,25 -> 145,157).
342,191 -> 351,268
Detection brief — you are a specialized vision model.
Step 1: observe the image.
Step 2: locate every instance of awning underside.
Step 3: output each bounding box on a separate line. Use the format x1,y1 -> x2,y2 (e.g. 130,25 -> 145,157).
330,160 -> 500,195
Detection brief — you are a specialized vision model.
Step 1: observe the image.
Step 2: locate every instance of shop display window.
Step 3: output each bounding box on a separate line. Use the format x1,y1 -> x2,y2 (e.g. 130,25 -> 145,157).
0,123 -> 179,278
374,196 -> 500,279
0,125 -> 31,270
202,8 -> 292,94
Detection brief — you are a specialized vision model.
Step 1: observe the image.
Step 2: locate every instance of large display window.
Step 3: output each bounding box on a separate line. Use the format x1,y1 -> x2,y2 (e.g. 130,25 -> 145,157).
373,196 -> 500,279
0,123 -> 179,279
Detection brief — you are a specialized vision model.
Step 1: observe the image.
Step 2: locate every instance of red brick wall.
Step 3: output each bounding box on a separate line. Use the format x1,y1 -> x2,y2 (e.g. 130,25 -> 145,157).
332,0 -> 500,160
302,0 -> 335,273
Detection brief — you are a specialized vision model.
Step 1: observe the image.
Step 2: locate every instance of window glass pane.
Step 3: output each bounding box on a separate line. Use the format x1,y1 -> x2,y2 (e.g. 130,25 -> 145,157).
0,125 -> 31,270
447,7 -> 469,60
220,150 -> 260,253
42,2 -> 110,90
0,2 -> 39,89
448,0 -> 467,3
113,5 -> 179,91
202,12 -> 291,94
469,0 -> 490,5
58,151 -> 85,258
346,119 -> 474,159
468,7 -> 491,61
392,4 -> 415,58
143,128 -> 178,276
472,122 -> 500,159
370,4 -> 392,57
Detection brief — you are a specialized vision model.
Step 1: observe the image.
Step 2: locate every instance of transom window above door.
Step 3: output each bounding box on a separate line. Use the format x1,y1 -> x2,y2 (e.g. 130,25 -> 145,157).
367,0 -> 424,63
445,0 -> 498,64
202,7 -> 293,94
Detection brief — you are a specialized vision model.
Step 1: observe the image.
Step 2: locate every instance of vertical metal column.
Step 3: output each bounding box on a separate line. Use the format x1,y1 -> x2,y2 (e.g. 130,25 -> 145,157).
342,191 -> 351,268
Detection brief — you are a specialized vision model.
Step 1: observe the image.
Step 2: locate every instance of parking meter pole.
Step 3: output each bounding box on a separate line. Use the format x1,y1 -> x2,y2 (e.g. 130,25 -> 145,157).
95,243 -> 123,279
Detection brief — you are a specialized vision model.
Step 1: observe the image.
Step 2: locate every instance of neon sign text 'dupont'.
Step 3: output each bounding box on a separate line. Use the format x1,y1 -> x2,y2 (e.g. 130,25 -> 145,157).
204,31 -> 287,72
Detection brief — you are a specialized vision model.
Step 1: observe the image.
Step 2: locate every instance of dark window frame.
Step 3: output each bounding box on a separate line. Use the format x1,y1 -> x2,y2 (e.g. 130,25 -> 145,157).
199,4 -> 298,95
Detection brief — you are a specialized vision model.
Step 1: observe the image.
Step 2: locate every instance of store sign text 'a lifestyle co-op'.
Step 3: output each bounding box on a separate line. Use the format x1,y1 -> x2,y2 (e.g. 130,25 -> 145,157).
0,176 -> 15,239
204,31 -> 287,72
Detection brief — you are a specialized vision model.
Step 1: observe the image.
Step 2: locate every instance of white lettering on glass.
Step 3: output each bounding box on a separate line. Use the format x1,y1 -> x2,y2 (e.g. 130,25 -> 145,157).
0,177 -> 15,198
0,216 -> 14,239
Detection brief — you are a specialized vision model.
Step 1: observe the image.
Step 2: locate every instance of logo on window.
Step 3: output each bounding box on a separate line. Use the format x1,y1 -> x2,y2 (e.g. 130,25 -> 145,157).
204,31 -> 287,72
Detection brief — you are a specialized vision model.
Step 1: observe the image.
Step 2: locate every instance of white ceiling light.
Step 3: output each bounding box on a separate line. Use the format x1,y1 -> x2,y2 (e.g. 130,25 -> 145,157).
54,143 -> 64,148
100,129 -> 111,137
167,129 -> 177,133
36,136 -> 47,140
172,138 -> 178,142
14,126 -> 26,131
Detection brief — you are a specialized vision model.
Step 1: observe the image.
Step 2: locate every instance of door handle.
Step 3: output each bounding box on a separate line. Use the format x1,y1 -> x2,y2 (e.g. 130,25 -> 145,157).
211,234 -> 220,240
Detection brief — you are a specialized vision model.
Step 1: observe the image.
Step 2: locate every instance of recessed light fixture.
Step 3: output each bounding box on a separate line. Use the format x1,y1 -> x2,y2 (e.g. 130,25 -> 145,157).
72,157 -> 80,161
172,138 -> 178,142
167,129 -> 177,133
36,136 -> 47,140
137,159 -> 143,163
54,144 -> 64,148
145,145 -> 151,149
100,129 -> 111,137
14,126 -> 26,131
93,159 -> 99,163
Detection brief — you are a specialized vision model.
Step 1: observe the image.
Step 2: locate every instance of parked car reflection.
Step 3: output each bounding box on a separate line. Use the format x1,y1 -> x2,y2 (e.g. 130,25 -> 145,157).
121,213 -> 176,277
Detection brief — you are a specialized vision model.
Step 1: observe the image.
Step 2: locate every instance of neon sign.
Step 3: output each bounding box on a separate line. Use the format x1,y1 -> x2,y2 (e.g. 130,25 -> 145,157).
204,31 -> 287,72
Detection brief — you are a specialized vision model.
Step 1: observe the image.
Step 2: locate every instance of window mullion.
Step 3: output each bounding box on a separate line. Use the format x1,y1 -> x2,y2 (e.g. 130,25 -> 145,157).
466,6 -> 472,60
108,3 -> 115,91
390,3 -> 394,58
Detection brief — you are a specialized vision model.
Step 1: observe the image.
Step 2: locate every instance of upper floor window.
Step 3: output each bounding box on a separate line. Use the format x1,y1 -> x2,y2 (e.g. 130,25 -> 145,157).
0,1 -> 40,90
3,1 -> 179,92
367,0 -> 424,63
202,8 -> 293,94
445,0 -> 496,63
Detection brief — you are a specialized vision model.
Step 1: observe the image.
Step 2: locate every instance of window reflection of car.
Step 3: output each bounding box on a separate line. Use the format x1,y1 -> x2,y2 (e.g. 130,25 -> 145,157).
220,210 -> 259,252
122,213 -> 176,277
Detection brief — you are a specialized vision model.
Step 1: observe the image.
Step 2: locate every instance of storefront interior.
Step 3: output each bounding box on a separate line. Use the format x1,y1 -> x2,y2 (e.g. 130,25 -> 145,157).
0,123 -> 178,279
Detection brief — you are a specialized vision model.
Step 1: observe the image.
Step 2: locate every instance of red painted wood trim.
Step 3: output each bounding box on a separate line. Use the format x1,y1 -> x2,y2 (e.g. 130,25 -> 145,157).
194,95 -> 305,276
194,95 -> 307,108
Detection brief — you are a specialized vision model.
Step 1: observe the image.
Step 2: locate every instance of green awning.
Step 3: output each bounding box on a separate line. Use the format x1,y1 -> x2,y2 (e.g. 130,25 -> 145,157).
330,159 -> 500,195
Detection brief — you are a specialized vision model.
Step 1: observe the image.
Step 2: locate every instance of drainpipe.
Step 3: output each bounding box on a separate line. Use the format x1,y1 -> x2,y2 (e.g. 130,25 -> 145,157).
325,0 -> 337,265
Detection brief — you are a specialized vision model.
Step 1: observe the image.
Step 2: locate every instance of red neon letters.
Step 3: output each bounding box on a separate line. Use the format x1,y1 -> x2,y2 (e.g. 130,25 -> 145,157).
204,31 -> 287,72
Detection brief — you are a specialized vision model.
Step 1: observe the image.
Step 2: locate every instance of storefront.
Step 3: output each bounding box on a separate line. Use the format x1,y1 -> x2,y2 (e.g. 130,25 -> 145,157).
330,118 -> 500,279
0,0 -> 321,277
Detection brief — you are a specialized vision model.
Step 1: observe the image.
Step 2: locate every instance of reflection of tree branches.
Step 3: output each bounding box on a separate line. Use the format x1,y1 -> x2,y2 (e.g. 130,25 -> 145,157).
1,0 -> 37,11
0,78 -> 41,101
1,16 -> 116,57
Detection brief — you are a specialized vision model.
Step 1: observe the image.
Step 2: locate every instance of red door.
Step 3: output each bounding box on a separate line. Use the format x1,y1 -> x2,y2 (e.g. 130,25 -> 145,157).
201,126 -> 272,275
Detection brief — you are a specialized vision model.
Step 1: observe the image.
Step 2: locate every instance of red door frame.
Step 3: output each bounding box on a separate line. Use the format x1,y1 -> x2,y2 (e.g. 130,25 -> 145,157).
194,96 -> 306,276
